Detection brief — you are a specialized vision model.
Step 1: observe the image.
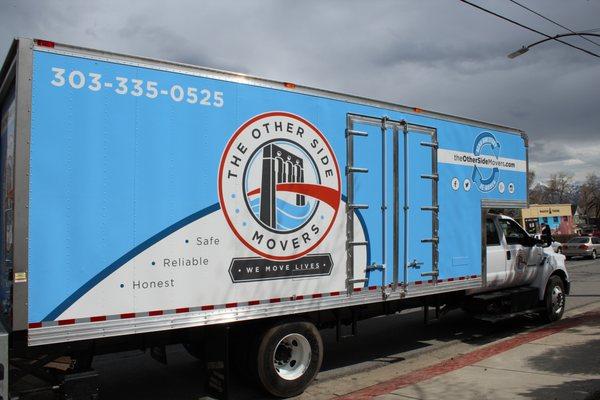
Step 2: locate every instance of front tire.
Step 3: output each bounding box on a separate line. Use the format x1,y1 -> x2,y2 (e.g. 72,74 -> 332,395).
256,321 -> 323,398
590,250 -> 597,260
541,275 -> 565,322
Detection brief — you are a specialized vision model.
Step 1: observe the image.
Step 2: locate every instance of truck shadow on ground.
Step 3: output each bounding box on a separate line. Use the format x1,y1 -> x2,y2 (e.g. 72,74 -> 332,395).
91,309 -> 565,400
318,308 -> 542,375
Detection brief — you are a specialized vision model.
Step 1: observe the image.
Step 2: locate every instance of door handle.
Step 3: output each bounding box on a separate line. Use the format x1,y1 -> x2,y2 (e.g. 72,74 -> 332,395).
506,250 -> 511,260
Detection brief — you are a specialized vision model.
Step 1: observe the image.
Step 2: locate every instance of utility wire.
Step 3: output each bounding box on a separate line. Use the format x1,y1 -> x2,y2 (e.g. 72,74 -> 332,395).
507,0 -> 600,48
460,0 -> 600,58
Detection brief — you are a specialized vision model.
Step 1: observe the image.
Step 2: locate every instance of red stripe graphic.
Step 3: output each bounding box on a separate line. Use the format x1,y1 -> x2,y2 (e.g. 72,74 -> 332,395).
247,183 -> 340,209
148,310 -> 163,316
27,288 -> 373,327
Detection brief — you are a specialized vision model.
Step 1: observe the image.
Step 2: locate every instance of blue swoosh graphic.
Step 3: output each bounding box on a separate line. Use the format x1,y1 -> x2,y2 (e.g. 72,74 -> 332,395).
43,203 -> 221,321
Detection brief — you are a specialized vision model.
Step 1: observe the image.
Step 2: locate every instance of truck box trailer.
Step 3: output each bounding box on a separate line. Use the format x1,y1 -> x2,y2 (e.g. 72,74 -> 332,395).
0,38 -> 568,399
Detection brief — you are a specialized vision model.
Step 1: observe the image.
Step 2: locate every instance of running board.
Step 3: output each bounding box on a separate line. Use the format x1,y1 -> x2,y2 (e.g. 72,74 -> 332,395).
471,307 -> 545,323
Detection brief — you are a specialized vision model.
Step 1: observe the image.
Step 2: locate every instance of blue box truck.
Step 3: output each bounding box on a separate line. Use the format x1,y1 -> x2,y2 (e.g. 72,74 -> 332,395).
0,38 -> 568,399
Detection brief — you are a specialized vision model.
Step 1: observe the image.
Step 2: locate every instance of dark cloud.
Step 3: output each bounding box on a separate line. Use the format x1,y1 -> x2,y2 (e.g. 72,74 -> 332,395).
1,0 -> 598,182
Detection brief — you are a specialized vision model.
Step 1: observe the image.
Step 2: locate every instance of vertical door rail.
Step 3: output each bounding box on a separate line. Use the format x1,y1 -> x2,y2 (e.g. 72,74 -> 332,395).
345,115 -> 370,293
392,124 -> 400,291
416,125 -> 439,283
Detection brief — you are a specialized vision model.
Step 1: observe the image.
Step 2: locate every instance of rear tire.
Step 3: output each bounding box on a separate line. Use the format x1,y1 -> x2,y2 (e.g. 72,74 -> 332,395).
256,321 -> 323,398
540,275 -> 565,323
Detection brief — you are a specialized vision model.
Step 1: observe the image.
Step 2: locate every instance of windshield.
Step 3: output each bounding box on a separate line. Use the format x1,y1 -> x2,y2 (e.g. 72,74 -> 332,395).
568,237 -> 590,244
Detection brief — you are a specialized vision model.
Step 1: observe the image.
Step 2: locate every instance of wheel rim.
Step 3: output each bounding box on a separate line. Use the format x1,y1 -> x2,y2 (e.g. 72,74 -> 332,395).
551,285 -> 564,315
273,333 -> 311,381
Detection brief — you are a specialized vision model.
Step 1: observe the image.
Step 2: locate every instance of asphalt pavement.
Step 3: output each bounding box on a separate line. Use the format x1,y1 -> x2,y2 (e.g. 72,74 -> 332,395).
89,257 -> 600,400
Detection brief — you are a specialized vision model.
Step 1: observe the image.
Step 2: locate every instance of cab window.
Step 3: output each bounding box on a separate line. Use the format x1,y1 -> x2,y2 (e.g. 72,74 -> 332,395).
499,219 -> 529,245
486,218 -> 500,246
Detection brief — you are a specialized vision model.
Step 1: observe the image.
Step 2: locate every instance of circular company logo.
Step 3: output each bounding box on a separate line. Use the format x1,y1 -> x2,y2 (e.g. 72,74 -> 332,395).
218,112 -> 341,261
471,131 -> 501,192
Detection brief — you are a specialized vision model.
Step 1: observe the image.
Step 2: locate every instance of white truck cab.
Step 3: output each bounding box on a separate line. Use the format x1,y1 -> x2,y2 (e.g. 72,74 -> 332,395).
467,213 -> 570,322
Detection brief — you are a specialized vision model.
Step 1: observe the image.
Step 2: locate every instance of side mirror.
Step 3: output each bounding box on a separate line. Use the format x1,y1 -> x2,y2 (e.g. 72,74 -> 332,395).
536,238 -> 550,247
523,236 -> 543,247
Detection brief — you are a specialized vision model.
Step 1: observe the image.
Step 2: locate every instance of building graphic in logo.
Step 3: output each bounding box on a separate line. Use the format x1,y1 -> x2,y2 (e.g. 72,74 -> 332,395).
471,131 -> 501,192
219,112 -> 341,261
247,142 -> 314,232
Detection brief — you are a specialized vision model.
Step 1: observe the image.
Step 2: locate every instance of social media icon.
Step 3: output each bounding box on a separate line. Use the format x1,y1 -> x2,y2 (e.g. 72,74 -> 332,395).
452,177 -> 460,191
463,178 -> 471,192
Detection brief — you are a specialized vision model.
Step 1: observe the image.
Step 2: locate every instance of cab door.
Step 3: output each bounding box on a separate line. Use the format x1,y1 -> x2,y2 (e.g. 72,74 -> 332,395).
497,218 -> 543,286
485,216 -> 508,287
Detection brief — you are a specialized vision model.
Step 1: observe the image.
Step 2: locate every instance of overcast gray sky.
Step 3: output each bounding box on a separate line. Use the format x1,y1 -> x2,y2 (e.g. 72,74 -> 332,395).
1,0 -> 599,183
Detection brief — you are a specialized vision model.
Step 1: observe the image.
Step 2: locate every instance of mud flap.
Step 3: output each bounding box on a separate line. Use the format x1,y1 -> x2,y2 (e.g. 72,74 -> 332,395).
203,325 -> 230,400
0,323 -> 7,400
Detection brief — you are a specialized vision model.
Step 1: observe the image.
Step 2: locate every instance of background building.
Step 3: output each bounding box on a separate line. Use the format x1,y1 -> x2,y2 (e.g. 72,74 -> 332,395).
521,204 -> 575,235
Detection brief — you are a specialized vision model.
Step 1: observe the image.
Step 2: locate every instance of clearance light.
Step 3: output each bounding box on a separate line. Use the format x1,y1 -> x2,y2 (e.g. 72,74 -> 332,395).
283,82 -> 296,89
413,107 -> 423,113
35,39 -> 55,48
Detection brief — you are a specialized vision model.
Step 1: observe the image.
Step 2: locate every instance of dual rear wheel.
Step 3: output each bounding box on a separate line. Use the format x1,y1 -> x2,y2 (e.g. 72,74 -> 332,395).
185,320 -> 323,398
256,321 -> 323,398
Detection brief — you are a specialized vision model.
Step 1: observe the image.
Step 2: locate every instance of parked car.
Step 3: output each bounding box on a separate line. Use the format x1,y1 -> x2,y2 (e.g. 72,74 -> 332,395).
533,234 -> 563,254
563,236 -> 600,260
578,225 -> 600,237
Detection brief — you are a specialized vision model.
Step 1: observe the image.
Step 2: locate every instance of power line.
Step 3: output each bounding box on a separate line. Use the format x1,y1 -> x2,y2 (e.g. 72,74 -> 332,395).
507,0 -> 600,48
460,0 -> 600,58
